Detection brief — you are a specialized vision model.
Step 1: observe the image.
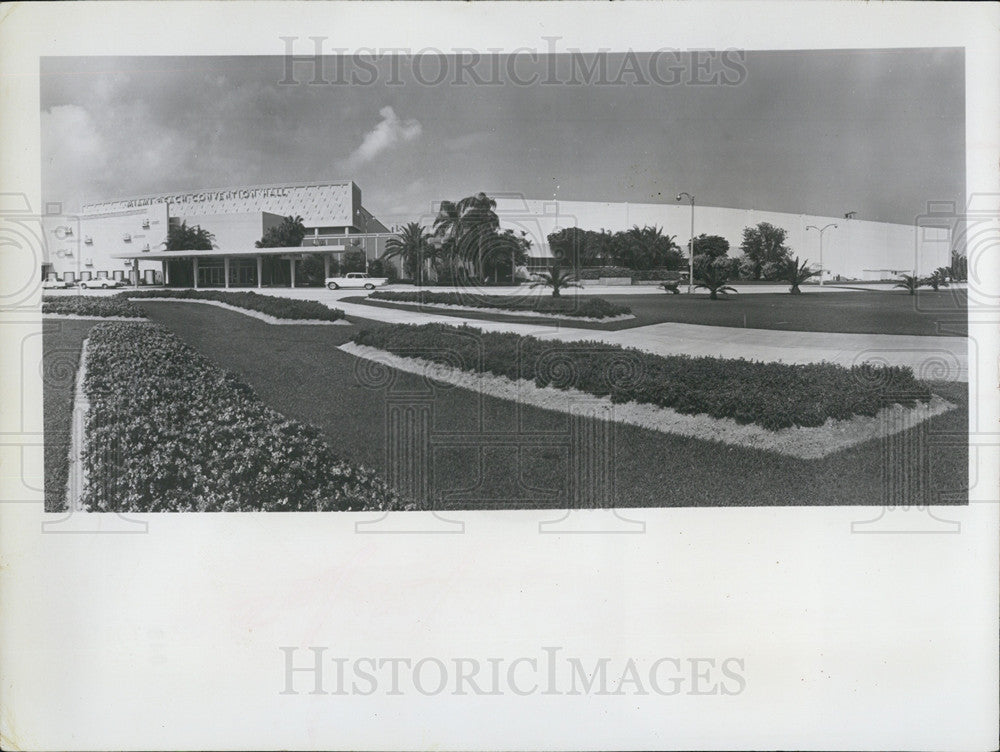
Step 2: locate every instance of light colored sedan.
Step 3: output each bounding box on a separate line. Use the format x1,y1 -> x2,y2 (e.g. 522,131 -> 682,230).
42,278 -> 73,289
78,277 -> 123,289
325,272 -> 388,290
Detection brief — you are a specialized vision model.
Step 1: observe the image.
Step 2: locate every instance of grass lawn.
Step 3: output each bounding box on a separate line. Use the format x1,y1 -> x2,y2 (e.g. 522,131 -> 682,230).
43,319 -> 93,511
141,302 -> 968,508
348,289 -> 967,337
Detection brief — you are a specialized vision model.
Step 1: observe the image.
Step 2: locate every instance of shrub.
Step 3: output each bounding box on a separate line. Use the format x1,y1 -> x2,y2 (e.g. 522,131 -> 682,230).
368,290 -> 631,318
352,323 -> 931,431
43,295 -> 145,318
81,322 -> 400,512
579,267 -> 684,282
123,290 -> 345,321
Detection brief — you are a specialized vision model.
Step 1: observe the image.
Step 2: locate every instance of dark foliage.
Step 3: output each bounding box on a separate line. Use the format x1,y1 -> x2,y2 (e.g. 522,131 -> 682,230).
123,290 -> 345,321
80,322 -> 400,512
43,296 -> 146,318
353,323 -> 931,430
368,290 -> 631,318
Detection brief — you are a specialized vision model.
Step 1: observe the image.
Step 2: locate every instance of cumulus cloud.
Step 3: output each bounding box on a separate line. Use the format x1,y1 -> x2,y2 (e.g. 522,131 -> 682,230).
342,106 -> 422,170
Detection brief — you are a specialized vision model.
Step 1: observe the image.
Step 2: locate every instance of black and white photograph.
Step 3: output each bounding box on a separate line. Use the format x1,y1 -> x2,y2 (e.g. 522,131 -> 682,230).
38,48 -> 971,514
1,2 -> 997,750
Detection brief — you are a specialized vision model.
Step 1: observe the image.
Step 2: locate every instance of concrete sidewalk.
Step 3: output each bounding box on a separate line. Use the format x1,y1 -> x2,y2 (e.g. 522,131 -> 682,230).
259,288 -> 969,380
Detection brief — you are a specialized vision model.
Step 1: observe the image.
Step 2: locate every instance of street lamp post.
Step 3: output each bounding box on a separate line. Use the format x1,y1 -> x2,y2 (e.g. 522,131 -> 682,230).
676,192 -> 695,293
805,223 -> 837,286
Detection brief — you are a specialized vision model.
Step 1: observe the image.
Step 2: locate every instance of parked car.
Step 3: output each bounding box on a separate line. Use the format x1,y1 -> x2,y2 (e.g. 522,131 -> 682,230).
325,272 -> 388,290
42,278 -> 73,289
78,277 -> 123,289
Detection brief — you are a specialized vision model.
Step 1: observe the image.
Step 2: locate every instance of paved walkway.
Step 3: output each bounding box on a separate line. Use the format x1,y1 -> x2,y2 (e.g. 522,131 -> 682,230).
258,288 -> 970,380
47,286 -> 967,379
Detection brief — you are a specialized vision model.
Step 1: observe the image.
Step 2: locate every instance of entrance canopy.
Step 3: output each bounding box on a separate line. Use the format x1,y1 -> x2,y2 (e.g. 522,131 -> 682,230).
109,246 -> 347,261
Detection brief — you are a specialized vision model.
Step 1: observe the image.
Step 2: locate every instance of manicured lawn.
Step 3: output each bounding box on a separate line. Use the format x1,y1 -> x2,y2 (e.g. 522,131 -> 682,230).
141,302 -> 968,508
43,319 -> 92,511
349,290 -> 967,336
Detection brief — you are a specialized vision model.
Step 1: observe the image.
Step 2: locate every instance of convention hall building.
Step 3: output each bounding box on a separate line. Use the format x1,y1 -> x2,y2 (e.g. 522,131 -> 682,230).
41,180 -> 395,287
41,179 -> 952,286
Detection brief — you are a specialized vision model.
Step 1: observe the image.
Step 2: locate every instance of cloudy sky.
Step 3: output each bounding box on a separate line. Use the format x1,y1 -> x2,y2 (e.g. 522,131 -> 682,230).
40,49 -> 964,226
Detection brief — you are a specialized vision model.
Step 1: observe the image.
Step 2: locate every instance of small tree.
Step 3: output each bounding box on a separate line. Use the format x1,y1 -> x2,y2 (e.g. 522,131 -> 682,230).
738,222 -> 791,280
690,234 -> 730,259
894,274 -> 923,295
785,256 -> 820,294
925,267 -> 951,291
695,256 -> 738,300
530,266 -> 581,298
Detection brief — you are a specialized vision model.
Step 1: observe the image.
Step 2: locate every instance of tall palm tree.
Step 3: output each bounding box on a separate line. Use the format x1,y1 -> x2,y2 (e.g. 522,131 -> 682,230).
432,200 -> 464,279
456,192 -> 500,279
383,222 -> 431,284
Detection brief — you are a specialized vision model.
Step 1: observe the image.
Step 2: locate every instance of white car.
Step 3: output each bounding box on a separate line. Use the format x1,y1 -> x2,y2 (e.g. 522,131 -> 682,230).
42,278 -> 73,289
325,272 -> 388,290
78,277 -> 122,289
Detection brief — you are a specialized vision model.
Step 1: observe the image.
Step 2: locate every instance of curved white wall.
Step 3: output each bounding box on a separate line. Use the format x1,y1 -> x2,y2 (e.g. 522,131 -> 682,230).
492,197 -> 951,280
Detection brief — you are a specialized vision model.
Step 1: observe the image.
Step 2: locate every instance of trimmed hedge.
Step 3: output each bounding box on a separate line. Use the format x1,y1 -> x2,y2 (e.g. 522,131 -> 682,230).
578,267 -> 681,281
81,322 -> 399,512
368,290 -> 631,319
124,290 -> 345,321
353,323 -> 932,431
43,295 -> 145,318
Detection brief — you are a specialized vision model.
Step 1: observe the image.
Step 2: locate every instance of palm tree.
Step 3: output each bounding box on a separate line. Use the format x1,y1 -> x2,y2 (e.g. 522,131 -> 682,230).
924,268 -> 950,291
530,266 -> 581,298
622,224 -> 680,270
785,256 -> 820,294
432,200 -> 465,282
894,274 -> 923,295
695,258 -> 738,300
456,192 -> 500,279
164,220 -> 215,251
383,222 -> 432,284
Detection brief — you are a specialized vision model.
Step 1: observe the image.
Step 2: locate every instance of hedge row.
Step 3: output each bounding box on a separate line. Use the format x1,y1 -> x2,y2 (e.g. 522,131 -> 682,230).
42,295 -> 146,318
81,322 -> 400,512
368,290 -> 631,319
124,290 -> 345,321
577,267 -> 682,281
353,323 -> 932,431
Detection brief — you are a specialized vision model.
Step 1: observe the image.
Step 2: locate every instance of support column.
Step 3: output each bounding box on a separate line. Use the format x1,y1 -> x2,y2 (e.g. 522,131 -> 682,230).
323,255 -> 330,280
224,256 -> 231,288
289,258 -> 296,288
193,257 -> 199,289
257,256 -> 263,288
163,260 -> 170,286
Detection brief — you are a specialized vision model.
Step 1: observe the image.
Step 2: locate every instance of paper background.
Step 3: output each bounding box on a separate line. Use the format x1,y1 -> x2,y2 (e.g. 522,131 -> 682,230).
1,2 -> 997,749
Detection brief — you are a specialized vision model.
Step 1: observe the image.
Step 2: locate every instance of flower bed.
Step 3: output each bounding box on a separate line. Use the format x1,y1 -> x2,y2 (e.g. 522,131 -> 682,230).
81,322 -> 398,512
124,290 -> 345,321
352,323 -> 932,431
43,295 -> 146,318
368,291 -> 631,319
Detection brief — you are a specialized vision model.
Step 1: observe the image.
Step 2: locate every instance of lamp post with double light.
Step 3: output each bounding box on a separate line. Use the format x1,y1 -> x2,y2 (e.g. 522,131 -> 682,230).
805,223 -> 837,286
676,192 -> 695,293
